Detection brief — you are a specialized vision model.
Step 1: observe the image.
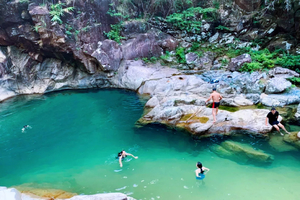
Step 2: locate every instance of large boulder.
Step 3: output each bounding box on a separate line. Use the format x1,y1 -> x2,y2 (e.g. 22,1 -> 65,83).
122,30 -> 178,60
210,140 -> 274,164
265,77 -> 292,94
261,89 -> 300,106
0,187 -> 22,200
283,132 -> 300,149
268,135 -> 298,152
91,40 -> 122,72
228,54 -> 252,72
268,67 -> 299,79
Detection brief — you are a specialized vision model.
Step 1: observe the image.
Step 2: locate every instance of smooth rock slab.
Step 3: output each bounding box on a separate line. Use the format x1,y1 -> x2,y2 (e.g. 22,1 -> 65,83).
210,140 -> 274,164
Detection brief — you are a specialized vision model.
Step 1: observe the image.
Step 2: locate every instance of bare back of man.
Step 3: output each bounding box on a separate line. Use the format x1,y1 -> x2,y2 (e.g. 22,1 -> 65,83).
205,88 -> 223,123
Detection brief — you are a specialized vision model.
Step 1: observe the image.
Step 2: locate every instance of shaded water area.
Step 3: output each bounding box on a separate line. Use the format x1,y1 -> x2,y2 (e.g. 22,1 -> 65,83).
0,89 -> 300,200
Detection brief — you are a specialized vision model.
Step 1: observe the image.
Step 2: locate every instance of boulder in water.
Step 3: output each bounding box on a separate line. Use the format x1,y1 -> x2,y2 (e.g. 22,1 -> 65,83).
268,135 -> 298,152
210,141 -> 274,164
283,132 -> 300,149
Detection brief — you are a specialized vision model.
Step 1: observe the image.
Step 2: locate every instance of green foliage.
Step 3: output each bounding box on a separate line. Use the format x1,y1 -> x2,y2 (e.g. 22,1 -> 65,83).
82,26 -> 91,32
33,25 -> 42,32
275,55 -> 300,73
216,25 -> 230,31
287,77 -> 300,85
239,62 -> 263,72
166,7 -> 216,33
221,58 -> 229,66
176,47 -> 186,64
142,56 -> 159,63
104,24 -> 125,44
49,2 -> 74,24
190,42 -> 200,52
213,1 -> 220,9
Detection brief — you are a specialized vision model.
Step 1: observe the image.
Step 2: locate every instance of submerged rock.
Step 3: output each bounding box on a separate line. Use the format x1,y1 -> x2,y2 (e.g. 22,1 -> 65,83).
210,141 -> 274,164
268,135 -> 298,152
283,132 -> 300,149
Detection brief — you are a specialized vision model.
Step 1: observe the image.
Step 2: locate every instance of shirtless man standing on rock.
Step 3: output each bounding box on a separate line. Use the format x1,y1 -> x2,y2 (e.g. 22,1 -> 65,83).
205,88 -> 223,123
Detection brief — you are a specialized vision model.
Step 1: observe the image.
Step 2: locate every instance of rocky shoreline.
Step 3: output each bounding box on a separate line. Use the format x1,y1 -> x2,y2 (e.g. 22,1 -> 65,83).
0,186 -> 134,200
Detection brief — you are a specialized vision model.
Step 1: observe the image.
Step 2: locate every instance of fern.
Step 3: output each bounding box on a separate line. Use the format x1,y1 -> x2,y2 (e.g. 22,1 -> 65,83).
49,2 -> 74,24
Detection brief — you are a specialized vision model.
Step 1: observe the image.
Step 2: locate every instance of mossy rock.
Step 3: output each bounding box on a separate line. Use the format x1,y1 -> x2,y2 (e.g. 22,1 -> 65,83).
210,141 -> 274,164
180,114 -> 209,123
14,186 -> 76,199
283,132 -> 300,149
268,135 -> 298,152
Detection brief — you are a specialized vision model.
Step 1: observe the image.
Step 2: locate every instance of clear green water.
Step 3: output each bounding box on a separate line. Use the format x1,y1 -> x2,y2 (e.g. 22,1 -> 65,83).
0,89 -> 300,200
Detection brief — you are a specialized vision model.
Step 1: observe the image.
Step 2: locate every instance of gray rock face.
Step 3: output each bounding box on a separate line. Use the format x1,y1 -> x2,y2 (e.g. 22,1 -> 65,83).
0,46 -> 110,102
265,77 -> 292,94
91,40 -> 122,72
268,67 -> 299,79
122,30 -> 178,60
185,52 -> 199,65
228,54 -> 252,72
261,89 -> 300,106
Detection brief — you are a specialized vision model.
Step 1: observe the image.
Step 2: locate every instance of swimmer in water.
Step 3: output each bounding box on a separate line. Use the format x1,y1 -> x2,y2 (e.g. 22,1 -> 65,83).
117,150 -> 138,167
22,125 -> 31,133
195,162 -> 209,180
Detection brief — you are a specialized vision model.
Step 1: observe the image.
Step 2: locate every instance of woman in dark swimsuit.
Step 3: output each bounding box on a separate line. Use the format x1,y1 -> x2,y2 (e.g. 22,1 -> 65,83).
117,150 -> 138,167
195,162 -> 210,180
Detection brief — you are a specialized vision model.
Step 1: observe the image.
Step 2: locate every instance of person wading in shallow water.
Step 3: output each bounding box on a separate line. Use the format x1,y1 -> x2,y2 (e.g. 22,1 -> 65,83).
117,150 -> 138,167
205,88 -> 223,123
195,162 -> 210,180
265,107 -> 290,136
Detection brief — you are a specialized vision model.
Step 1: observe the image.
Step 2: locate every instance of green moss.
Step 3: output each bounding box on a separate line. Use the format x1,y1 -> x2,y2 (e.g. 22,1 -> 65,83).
207,104 -> 239,112
180,114 -> 209,123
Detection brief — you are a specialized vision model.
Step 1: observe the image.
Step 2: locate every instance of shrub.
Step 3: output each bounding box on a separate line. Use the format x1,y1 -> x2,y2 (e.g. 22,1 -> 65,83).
166,7 -> 216,33
239,62 -> 263,72
49,2 -> 74,24
104,24 -> 125,44
176,47 -> 186,64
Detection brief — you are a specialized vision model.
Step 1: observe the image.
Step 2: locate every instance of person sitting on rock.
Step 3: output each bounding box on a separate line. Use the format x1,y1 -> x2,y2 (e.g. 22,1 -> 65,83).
117,150 -> 138,168
265,108 -> 289,136
195,162 -> 209,180
205,88 -> 223,123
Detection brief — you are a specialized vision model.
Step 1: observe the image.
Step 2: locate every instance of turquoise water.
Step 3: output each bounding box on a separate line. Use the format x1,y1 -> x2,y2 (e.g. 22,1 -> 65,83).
0,89 -> 300,200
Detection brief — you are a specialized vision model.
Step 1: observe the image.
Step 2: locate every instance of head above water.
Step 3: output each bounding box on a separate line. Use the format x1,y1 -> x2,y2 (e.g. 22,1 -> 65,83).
118,150 -> 125,157
196,162 -> 202,168
212,88 -> 216,91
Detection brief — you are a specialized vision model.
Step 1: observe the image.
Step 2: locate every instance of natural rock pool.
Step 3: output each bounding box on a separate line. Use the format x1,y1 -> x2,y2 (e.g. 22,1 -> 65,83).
0,89 -> 300,200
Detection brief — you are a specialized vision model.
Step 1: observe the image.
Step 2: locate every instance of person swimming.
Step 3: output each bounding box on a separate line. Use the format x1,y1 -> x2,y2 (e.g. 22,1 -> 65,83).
195,162 -> 209,180
117,150 -> 138,168
22,125 -> 31,133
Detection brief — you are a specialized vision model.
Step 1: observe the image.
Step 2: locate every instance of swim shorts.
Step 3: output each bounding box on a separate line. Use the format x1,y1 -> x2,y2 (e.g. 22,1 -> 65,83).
212,102 -> 220,108
270,121 -> 279,126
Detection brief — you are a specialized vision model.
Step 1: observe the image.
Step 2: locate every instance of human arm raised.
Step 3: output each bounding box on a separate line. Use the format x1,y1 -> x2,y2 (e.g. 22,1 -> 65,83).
126,153 -> 138,159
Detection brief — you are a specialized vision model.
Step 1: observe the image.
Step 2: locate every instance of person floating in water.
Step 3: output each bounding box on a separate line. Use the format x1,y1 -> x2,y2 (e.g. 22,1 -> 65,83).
265,107 -> 290,136
205,88 -> 223,123
117,150 -> 138,168
22,125 -> 31,133
195,162 -> 209,180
